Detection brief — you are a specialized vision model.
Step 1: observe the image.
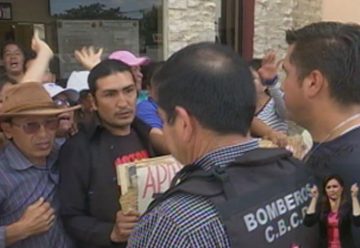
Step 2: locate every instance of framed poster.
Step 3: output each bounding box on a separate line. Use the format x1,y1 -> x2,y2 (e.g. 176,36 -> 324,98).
0,3 -> 12,20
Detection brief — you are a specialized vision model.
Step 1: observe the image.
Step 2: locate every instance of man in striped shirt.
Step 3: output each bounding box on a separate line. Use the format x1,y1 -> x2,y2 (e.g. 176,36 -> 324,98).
0,83 -> 78,247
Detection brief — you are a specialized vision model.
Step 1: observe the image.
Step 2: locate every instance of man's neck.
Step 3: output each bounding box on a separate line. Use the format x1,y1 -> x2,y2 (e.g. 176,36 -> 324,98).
103,123 -> 131,136
186,132 -> 253,165
31,158 -> 47,166
11,141 -> 47,166
307,105 -> 360,142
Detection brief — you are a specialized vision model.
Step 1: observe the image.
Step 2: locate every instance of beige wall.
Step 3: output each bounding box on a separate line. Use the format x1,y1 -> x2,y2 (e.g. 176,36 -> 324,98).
164,0 -> 216,58
322,0 -> 360,24
253,0 -> 322,58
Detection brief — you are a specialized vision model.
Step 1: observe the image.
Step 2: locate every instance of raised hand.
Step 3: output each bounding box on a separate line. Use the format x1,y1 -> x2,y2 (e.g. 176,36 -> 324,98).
21,31 -> 53,83
310,185 -> 319,199
31,30 -> 53,59
351,183 -> 359,198
74,46 -> 103,70
257,51 -> 282,83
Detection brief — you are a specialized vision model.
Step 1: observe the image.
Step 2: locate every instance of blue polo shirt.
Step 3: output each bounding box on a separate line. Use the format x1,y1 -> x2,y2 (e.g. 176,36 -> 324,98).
136,97 -> 163,129
0,142 -> 74,248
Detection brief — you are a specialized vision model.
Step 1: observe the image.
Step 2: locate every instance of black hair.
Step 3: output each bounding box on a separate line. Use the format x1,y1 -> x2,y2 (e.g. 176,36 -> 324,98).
1,41 -> 26,59
152,42 -> 256,135
286,22 -> 360,105
88,59 -> 132,95
141,61 -> 165,89
249,58 -> 262,71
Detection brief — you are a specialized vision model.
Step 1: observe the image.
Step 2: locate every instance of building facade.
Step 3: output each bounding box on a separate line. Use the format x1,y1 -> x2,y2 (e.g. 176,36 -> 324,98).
0,0 -> 357,81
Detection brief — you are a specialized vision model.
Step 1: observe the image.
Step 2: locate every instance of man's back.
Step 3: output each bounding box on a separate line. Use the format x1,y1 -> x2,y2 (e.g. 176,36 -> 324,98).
130,192 -> 229,247
306,126 -> 360,185
128,141 -> 317,247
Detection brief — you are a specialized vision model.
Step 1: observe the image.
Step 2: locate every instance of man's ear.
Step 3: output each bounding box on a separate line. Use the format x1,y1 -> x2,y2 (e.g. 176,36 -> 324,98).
303,69 -> 326,98
174,106 -> 195,143
0,122 -> 13,139
89,94 -> 97,111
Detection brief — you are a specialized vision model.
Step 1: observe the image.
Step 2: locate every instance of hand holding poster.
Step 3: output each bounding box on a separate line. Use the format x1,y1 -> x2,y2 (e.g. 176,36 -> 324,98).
116,155 -> 183,214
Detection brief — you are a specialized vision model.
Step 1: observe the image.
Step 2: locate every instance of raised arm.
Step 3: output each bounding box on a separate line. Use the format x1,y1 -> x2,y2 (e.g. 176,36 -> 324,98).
351,183 -> 360,216
306,185 -> 319,214
258,51 -> 287,119
303,185 -> 320,227
21,31 -> 53,84
74,46 -> 103,70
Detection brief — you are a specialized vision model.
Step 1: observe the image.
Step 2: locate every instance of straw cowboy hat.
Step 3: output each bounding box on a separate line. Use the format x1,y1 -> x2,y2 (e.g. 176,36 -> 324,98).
0,82 -> 81,120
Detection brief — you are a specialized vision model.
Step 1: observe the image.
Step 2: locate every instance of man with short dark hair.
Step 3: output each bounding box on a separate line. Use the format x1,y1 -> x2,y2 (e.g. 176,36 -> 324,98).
283,21 -> 360,247
58,59 -> 157,248
283,22 -> 360,184
127,42 -> 315,247
0,82 -> 78,248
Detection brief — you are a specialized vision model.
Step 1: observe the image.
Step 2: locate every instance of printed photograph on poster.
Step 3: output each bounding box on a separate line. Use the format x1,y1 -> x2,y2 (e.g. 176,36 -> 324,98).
117,155 -> 183,214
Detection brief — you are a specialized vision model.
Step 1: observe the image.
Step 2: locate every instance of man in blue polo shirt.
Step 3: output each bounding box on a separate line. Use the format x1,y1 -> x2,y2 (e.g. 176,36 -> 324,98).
0,82 -> 79,247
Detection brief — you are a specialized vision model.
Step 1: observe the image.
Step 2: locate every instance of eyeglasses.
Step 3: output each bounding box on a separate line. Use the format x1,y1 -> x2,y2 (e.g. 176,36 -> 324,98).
54,98 -> 70,107
12,118 -> 59,134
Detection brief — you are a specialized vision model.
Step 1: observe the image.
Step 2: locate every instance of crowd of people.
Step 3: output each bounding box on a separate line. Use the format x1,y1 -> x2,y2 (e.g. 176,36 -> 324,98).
0,21 -> 360,248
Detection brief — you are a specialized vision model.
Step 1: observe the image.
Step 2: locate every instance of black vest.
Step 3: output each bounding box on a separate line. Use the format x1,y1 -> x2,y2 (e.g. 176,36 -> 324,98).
147,148 -> 318,248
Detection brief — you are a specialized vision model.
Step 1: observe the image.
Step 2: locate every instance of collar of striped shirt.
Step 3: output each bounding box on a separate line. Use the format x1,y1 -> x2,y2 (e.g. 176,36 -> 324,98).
192,138 -> 259,171
4,141 -> 58,171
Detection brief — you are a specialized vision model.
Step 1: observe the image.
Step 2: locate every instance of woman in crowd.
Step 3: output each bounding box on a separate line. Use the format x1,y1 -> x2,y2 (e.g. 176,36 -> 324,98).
304,175 -> 360,248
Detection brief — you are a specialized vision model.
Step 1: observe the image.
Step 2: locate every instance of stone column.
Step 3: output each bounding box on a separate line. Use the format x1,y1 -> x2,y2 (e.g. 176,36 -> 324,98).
164,0 -> 216,58
253,0 -> 322,58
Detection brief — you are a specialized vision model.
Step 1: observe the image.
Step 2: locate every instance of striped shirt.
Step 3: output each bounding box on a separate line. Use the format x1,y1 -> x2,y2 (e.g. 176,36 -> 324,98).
127,139 -> 259,248
0,142 -> 74,248
256,98 -> 288,133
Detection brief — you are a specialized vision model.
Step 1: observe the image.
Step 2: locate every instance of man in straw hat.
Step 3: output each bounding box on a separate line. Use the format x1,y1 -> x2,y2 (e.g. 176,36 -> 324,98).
0,82 -> 79,247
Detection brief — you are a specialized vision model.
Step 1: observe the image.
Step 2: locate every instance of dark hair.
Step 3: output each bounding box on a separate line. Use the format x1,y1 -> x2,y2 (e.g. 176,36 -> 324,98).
320,174 -> 347,216
249,58 -> 262,71
1,41 -> 25,59
152,42 -> 256,135
88,59 -> 132,95
286,22 -> 360,105
141,61 -> 165,89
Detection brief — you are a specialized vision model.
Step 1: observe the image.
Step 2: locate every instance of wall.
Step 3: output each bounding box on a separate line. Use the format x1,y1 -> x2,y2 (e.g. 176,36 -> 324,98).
322,0 -> 360,24
164,0 -> 216,57
253,0 -> 322,58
